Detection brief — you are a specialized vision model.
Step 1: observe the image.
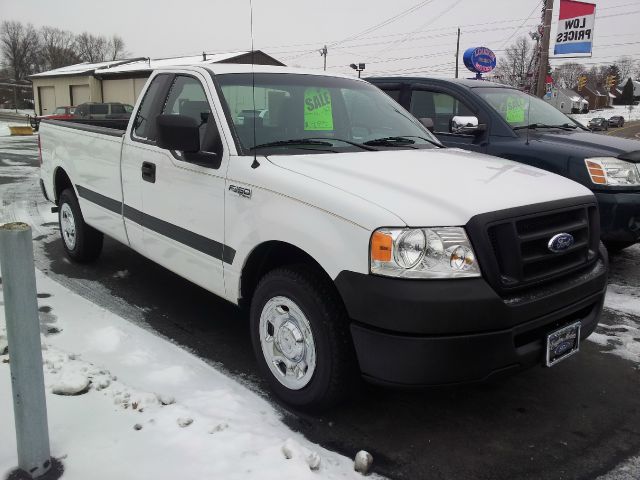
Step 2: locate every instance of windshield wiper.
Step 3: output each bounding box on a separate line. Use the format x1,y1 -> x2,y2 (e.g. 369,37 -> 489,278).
363,136 -> 418,148
363,135 -> 441,148
304,137 -> 378,151
513,123 -> 577,131
249,139 -> 334,150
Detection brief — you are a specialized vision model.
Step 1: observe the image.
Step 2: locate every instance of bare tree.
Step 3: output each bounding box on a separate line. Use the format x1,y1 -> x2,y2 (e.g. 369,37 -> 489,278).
614,56 -> 636,84
586,65 -> 608,89
491,37 -> 536,89
552,62 -> 585,89
40,26 -> 79,70
107,35 -> 128,61
0,21 -> 40,81
75,32 -> 109,63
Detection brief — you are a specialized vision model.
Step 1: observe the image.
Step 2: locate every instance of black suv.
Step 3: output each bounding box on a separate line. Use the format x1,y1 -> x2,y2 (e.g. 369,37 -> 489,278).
367,77 -> 640,251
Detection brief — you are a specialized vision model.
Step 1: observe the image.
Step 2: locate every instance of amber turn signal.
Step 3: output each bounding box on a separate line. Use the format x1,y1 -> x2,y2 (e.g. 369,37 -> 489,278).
371,231 -> 392,262
585,160 -> 607,185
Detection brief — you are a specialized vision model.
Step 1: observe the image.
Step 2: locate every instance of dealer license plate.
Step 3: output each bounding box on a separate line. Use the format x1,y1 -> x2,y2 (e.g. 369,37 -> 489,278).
546,321 -> 581,367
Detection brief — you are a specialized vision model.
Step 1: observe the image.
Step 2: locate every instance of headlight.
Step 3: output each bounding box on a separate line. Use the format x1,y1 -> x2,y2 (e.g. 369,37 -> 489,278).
370,227 -> 481,278
585,158 -> 640,186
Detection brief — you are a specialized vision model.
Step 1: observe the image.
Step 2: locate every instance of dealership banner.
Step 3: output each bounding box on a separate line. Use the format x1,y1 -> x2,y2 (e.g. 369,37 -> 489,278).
554,0 -> 596,57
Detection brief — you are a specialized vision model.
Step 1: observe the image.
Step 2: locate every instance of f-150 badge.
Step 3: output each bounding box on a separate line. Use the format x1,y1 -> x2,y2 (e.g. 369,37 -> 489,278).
229,185 -> 252,199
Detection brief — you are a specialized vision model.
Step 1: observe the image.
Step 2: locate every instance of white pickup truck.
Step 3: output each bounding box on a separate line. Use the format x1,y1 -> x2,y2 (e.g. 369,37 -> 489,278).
39,64 -> 608,409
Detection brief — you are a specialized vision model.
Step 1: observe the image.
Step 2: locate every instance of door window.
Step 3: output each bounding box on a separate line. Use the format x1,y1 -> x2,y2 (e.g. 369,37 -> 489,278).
380,89 -> 401,102
410,90 -> 474,133
163,75 -> 221,155
90,104 -> 108,115
133,74 -> 169,141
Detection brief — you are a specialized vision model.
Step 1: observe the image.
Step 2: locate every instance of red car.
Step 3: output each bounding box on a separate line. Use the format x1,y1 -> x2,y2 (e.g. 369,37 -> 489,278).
30,106 -> 76,130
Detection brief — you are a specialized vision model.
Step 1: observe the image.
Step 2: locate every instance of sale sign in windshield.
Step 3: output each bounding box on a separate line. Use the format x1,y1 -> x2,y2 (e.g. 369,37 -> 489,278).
554,0 -> 596,57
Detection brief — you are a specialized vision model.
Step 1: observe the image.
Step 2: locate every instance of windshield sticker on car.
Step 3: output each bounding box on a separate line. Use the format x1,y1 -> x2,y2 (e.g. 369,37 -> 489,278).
504,97 -> 527,123
304,88 -> 334,131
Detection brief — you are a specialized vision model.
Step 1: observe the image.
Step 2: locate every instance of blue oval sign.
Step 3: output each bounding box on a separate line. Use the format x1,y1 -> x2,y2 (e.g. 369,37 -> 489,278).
548,233 -> 575,253
463,47 -> 497,74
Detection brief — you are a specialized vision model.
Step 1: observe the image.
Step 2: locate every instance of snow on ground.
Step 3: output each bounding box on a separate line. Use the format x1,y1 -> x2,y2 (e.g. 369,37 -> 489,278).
569,104 -> 640,127
0,108 -> 35,116
0,120 -> 34,137
0,270 -> 379,479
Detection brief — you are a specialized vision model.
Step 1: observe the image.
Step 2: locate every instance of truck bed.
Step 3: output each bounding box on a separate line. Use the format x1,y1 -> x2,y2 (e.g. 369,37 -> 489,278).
41,118 -> 128,136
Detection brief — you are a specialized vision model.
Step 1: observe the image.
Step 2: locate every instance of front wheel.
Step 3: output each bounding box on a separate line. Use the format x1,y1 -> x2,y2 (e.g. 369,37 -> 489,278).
58,188 -> 104,263
250,266 -> 357,410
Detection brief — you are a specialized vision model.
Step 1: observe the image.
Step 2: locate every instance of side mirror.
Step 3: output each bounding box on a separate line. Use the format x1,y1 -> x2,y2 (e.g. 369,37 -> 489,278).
156,114 -> 200,152
450,115 -> 485,135
419,117 -> 434,132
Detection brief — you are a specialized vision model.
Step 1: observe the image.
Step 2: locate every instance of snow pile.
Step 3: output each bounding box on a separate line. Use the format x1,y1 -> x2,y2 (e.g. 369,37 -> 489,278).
570,105 -> 640,127
0,121 -> 11,137
587,283 -> 640,365
0,269 -> 380,479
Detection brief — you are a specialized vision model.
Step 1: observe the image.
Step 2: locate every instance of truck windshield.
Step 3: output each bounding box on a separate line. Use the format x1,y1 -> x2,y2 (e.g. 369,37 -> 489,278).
216,73 -> 440,154
474,87 -> 582,130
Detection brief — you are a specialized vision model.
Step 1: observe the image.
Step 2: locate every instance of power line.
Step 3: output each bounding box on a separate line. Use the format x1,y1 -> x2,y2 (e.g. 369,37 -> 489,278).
499,0 -> 543,49
375,0 -> 463,56
283,0 -> 437,61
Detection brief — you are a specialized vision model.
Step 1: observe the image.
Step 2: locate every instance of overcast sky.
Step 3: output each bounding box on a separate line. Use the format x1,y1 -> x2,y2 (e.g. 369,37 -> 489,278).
2,0 -> 638,77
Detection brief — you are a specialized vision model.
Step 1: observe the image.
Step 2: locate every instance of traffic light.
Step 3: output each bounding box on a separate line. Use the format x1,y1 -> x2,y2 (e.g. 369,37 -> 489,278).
606,75 -> 617,89
577,75 -> 587,92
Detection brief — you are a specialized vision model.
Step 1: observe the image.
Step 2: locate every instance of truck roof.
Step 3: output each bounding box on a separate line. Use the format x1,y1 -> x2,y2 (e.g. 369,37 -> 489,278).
154,63 -> 366,82
366,76 -> 516,90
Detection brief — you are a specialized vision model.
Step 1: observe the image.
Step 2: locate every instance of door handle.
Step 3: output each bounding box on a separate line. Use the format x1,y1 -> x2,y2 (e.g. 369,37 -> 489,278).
141,162 -> 156,183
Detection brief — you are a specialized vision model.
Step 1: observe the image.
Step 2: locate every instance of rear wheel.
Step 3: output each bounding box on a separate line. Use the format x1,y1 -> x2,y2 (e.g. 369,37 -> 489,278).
250,265 -> 357,410
58,188 -> 103,263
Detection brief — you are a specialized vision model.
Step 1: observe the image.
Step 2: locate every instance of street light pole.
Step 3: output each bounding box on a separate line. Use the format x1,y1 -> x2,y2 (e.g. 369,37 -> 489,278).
350,63 -> 365,78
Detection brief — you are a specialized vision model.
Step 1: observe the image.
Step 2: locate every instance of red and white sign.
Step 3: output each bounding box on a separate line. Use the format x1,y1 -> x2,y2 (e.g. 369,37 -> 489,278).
554,0 -> 596,57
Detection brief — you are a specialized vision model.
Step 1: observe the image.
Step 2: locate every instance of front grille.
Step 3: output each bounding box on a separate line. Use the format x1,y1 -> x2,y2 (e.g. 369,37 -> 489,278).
467,199 -> 600,293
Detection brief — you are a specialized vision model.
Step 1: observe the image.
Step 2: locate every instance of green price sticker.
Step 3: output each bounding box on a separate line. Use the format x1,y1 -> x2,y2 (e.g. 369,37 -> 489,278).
505,97 -> 526,123
304,88 -> 334,131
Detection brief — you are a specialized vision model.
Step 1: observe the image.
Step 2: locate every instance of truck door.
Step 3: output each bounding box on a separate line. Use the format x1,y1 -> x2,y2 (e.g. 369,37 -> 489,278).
408,87 -> 487,153
123,72 -> 228,298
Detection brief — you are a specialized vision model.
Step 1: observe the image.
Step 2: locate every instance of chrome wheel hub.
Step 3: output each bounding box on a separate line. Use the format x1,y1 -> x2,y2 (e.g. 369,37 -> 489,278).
259,296 -> 316,390
60,203 -> 77,250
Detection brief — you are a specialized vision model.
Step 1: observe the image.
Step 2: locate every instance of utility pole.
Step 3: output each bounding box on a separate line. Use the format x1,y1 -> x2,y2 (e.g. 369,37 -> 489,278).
455,28 -> 461,79
536,0 -> 554,98
319,45 -> 328,71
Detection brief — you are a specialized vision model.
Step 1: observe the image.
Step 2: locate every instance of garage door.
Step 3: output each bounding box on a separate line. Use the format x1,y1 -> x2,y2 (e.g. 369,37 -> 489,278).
70,84 -> 90,106
38,86 -> 56,116
133,78 -> 149,103
103,79 -> 134,104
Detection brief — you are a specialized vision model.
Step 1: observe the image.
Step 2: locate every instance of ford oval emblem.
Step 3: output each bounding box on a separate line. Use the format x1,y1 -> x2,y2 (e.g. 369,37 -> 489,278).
548,233 -> 575,253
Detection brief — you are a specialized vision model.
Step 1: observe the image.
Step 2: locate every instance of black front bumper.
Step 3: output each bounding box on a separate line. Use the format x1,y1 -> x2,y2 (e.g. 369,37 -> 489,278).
596,191 -> 640,244
334,251 -> 608,386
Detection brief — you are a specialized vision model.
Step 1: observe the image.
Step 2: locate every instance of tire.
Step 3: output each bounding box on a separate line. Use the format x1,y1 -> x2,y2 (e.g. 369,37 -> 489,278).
604,240 -> 637,253
250,265 -> 357,410
58,188 -> 104,263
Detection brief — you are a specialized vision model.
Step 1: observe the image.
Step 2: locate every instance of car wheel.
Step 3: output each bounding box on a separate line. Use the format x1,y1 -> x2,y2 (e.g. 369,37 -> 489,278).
58,188 -> 104,263
250,265 -> 357,410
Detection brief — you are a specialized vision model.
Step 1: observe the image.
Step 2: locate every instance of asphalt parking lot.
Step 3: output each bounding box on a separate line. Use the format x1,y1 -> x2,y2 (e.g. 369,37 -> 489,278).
1,130 -> 639,479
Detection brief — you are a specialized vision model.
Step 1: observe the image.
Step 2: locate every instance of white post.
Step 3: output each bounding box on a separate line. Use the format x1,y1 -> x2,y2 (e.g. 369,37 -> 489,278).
0,222 -> 52,478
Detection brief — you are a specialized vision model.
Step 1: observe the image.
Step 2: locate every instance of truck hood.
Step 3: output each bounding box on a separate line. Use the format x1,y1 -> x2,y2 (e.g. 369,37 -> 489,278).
268,148 -> 593,226
527,129 -> 640,161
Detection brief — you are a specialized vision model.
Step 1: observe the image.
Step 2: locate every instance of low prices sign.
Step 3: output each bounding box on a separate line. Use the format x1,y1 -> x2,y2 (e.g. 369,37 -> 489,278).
554,0 -> 596,57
